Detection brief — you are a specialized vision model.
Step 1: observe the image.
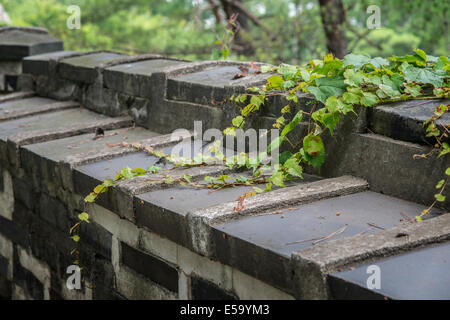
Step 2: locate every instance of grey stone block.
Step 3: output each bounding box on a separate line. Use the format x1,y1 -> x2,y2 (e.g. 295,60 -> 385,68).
291,213 -> 450,299
0,274 -> 11,299
0,91 -> 34,104
121,242 -> 179,293
321,132 -> 450,209
0,215 -> 29,248
369,99 -> 450,144
38,193 -> 71,232
0,255 -> 8,279
0,98 -> 78,122
22,51 -> 77,76
58,52 -> 127,84
0,27 -> 63,60
166,61 -> 269,105
13,248 -> 44,300
328,241 -> 450,299
104,58 -> 187,97
78,220 -> 112,260
191,276 -> 238,300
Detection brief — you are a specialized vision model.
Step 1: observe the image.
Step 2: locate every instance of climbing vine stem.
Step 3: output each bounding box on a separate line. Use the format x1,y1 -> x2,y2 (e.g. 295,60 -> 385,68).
70,49 -> 449,270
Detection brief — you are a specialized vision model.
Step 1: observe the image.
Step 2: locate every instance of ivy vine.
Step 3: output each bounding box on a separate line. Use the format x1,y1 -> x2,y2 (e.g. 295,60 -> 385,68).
70,49 -> 449,269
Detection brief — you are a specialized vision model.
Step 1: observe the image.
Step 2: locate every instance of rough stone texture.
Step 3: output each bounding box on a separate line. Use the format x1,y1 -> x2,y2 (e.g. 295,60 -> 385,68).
369,99 -> 450,144
121,242 -> 179,293
291,213 -> 450,299
216,191 -> 440,258
2,28 -> 450,300
0,98 -> 79,121
328,241 -> 450,299
104,58 -> 187,98
0,91 -> 34,103
321,133 -> 450,209
189,176 -> 368,227
22,51 -> 77,76
191,276 -> 238,300
58,52 -> 127,84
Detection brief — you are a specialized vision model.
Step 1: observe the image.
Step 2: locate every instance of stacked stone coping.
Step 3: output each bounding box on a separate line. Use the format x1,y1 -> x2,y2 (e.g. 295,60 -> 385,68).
2,27 -> 448,298
0,27 -> 63,91
0,95 -> 448,299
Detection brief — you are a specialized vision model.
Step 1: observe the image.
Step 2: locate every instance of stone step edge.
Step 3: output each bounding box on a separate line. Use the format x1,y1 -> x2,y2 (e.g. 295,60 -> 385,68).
63,130 -> 195,168
0,100 -> 79,122
185,175 -> 368,256
90,164 -> 233,222
0,91 -> 34,104
7,116 -> 133,146
189,175 -> 368,225
291,212 -> 450,299
116,164 -> 232,195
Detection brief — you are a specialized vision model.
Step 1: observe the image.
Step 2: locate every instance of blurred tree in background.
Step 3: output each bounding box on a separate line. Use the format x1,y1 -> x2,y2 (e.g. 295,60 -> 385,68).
1,0 -> 448,64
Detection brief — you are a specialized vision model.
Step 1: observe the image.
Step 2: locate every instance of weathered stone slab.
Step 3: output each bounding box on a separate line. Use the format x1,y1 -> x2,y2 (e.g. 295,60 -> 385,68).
0,108 -> 116,144
6,113 -> 132,146
369,99 -> 450,144
291,213 -> 450,299
215,191 -> 440,258
134,173 -> 267,246
166,61 -> 269,105
121,242 -> 179,293
189,175 -> 369,226
321,132 -> 450,209
328,241 -> 450,299
22,51 -> 77,76
0,97 -> 78,121
104,58 -> 187,97
0,27 -> 63,60
0,91 -> 34,104
58,52 -> 127,83
64,130 -> 194,167
72,139 -> 220,220
20,127 -> 160,194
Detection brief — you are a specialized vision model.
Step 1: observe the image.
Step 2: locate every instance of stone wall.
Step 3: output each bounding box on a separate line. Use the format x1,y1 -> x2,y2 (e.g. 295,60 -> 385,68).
0,27 -> 449,300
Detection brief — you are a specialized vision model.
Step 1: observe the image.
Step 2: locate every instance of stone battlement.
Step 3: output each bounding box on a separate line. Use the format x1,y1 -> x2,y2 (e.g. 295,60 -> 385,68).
0,27 -> 449,300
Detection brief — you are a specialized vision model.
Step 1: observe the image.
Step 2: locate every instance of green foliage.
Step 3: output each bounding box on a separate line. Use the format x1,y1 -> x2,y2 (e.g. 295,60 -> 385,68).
226,49 -> 449,201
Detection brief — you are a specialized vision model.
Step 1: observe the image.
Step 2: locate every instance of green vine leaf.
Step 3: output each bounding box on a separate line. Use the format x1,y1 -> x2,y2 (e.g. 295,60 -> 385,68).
78,212 -> 90,223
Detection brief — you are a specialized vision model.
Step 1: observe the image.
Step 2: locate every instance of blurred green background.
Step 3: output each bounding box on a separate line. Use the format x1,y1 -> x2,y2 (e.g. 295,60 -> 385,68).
0,0 -> 448,64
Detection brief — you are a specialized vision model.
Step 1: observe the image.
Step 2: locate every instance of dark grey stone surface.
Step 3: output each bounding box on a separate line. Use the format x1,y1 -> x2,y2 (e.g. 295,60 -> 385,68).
328,241 -> 450,299
12,246 -> 44,300
0,108 -> 120,143
0,274 -> 11,299
167,64 -> 267,105
134,175 -> 264,246
79,220 -> 113,260
58,52 -> 127,83
0,28 -> 63,60
0,255 -> 8,279
104,59 -> 186,97
121,242 -> 179,292
369,99 -> 450,144
191,276 -> 238,300
215,191 -> 440,258
0,215 -> 29,248
0,97 -> 78,121
321,132 -> 450,210
22,50 -> 77,76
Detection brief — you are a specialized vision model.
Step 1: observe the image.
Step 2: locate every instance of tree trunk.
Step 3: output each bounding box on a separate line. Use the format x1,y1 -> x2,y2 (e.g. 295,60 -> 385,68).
219,0 -> 254,55
318,0 -> 347,59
